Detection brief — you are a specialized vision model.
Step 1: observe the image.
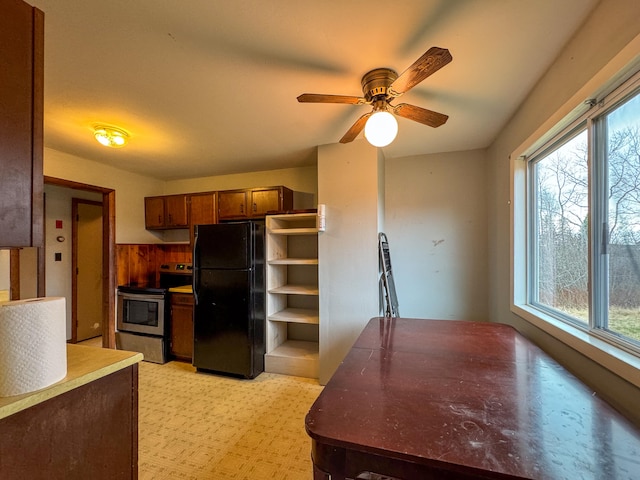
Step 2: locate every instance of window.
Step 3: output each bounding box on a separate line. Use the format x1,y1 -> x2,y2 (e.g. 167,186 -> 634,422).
520,71 -> 640,355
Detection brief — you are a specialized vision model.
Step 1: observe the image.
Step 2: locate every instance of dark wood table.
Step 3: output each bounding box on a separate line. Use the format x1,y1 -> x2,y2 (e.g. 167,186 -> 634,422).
305,317 -> 640,479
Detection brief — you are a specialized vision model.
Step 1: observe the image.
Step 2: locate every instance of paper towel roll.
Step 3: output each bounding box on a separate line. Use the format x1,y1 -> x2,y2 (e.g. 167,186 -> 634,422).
0,297 -> 67,397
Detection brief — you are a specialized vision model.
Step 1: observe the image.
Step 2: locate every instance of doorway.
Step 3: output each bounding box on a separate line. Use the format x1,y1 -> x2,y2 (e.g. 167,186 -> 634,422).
45,176 -> 116,348
73,199 -> 103,342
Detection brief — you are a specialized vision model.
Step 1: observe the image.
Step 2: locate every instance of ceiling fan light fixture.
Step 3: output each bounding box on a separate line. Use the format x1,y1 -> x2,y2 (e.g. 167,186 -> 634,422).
364,111 -> 398,147
93,125 -> 129,148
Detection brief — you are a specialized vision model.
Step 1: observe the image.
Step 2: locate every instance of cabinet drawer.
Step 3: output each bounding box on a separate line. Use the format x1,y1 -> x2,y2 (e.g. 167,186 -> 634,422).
171,293 -> 194,306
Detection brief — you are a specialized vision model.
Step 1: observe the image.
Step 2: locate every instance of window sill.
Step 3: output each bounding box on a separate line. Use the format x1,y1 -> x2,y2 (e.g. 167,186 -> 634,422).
512,304 -> 640,389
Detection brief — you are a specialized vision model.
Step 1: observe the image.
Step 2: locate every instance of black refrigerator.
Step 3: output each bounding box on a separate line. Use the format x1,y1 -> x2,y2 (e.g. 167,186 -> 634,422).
192,221 -> 265,379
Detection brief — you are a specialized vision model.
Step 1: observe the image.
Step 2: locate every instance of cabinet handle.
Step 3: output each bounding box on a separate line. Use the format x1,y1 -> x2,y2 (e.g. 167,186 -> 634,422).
240,204 -> 244,214
158,215 -> 162,223
253,203 -> 257,212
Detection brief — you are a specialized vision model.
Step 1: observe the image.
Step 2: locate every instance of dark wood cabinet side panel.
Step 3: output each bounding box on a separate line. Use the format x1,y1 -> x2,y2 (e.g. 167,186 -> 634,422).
0,0 -> 42,248
30,7 -> 44,248
0,366 -> 138,480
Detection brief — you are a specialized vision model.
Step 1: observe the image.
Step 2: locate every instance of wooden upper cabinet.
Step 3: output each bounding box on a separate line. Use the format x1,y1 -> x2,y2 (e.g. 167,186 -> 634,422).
144,194 -> 188,229
164,194 -> 188,227
218,186 -> 293,220
145,186 -> 293,231
0,0 -> 44,248
218,190 -> 248,220
189,192 -> 217,245
249,187 -> 293,217
144,196 -> 165,229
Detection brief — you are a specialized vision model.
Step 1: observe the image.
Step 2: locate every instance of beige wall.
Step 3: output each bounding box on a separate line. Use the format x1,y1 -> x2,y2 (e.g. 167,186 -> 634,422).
317,139 -> 382,384
43,147 -> 165,244
487,0 -> 640,423
385,149 -> 488,321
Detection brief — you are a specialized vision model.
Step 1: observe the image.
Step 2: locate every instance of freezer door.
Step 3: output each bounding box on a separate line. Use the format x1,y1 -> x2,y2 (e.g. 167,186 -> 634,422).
194,223 -> 251,270
193,268 -> 254,377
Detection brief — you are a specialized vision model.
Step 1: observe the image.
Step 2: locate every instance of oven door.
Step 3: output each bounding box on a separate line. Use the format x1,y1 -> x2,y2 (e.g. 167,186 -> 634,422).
116,291 -> 166,336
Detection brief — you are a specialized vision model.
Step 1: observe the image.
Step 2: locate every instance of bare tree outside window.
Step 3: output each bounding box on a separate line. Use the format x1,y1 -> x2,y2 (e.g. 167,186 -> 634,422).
606,94 -> 640,341
534,130 -> 589,323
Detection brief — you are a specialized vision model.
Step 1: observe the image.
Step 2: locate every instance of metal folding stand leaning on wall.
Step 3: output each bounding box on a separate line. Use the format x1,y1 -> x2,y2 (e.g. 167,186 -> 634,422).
378,232 -> 399,318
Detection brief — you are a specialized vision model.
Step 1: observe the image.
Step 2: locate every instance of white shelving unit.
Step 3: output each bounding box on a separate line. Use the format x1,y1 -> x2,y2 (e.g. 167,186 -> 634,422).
265,212 -> 319,378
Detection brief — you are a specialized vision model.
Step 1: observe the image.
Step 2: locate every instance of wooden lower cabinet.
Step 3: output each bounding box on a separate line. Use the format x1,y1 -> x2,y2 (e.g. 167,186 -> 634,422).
0,365 -> 138,479
170,293 -> 194,361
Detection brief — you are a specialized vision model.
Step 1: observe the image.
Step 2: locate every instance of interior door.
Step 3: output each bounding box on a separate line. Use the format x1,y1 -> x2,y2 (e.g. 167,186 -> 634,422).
74,200 -> 103,341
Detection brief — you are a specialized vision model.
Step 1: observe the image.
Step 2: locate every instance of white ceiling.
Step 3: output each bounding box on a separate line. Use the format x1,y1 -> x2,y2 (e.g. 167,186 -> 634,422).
29,0 -> 599,181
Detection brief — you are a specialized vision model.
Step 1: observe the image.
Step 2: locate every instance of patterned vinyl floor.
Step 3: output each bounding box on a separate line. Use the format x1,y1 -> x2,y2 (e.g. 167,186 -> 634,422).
137,360 -> 323,480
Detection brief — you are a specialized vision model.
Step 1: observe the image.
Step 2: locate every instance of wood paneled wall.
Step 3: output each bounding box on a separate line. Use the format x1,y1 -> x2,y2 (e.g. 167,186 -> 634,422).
116,244 -> 191,287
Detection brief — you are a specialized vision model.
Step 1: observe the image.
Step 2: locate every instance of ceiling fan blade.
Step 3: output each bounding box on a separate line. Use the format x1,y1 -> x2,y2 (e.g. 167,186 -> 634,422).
388,47 -> 452,96
392,103 -> 448,128
297,93 -> 367,105
340,112 -> 371,143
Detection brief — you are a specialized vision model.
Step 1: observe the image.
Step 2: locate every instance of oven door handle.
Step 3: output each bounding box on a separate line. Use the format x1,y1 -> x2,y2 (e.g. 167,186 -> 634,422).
117,292 -> 166,301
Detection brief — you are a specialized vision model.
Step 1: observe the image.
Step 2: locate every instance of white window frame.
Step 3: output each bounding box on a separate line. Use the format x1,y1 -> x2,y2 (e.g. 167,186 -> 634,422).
511,46 -> 640,389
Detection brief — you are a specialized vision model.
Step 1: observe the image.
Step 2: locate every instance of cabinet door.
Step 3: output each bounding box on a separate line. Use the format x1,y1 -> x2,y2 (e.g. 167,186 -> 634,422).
189,192 -> 217,246
250,188 -> 282,216
171,294 -> 194,361
218,190 -> 248,219
0,1 -> 44,247
164,194 -> 188,228
144,197 -> 165,229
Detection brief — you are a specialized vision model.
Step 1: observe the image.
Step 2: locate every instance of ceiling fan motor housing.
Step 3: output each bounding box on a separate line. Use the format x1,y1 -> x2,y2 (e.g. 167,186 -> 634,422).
361,68 -> 398,102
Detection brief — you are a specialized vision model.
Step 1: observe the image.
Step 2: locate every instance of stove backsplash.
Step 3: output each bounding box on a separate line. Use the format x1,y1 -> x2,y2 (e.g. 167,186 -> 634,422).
116,243 -> 191,287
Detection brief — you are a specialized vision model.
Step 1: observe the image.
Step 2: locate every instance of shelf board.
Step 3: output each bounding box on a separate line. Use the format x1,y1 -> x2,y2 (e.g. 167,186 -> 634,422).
268,258 -> 318,265
268,308 -> 319,324
264,340 -> 319,378
269,284 -> 319,295
269,227 -> 318,235
267,340 -> 318,359
268,212 -> 317,221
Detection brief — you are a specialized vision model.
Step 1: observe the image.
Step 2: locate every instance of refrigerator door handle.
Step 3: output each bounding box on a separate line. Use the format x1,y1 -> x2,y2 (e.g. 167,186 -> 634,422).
193,274 -> 199,305
193,231 -> 199,305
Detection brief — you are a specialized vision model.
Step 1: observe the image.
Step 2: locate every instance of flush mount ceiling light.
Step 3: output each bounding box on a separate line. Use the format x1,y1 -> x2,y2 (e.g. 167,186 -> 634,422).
93,125 -> 129,148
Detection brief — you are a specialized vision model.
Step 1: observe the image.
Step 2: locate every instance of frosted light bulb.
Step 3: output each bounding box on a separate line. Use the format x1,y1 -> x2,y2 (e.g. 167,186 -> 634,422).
364,111 -> 398,147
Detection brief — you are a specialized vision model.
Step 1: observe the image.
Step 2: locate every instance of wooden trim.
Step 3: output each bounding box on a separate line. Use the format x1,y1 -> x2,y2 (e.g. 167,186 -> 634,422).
44,176 -> 112,194
104,191 -> 116,349
31,7 -> 44,248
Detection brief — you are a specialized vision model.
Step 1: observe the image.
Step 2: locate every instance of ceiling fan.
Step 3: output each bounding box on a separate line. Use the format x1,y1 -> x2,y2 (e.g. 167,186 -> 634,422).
297,47 -> 452,147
